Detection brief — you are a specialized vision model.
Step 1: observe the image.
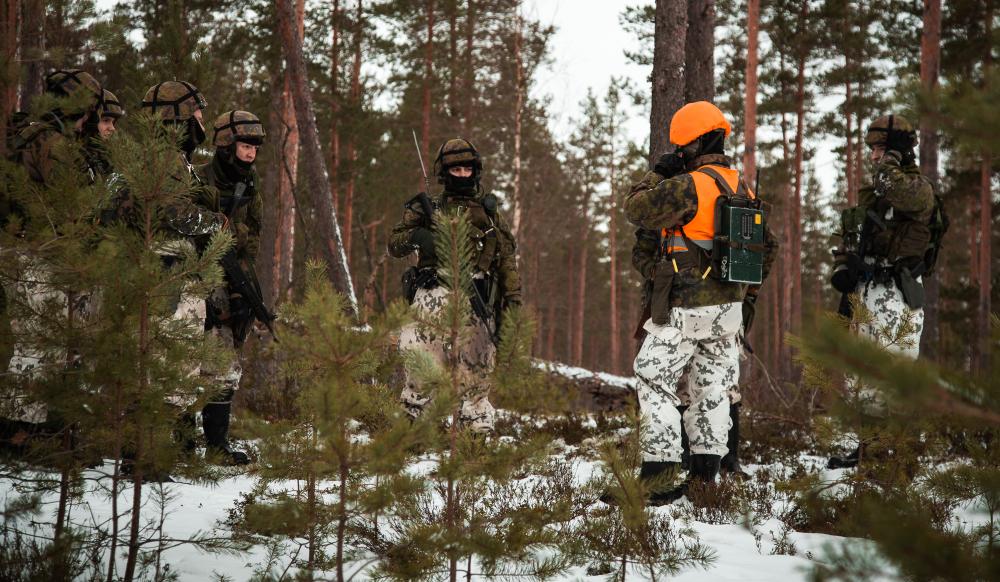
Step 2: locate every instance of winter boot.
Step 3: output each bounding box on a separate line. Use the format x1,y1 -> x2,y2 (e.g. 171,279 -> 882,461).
827,444 -> 862,469
677,406 -> 691,471
119,449 -> 174,483
688,454 -> 721,483
174,412 -> 198,456
720,403 -> 749,479
202,402 -> 250,466
644,461 -> 688,506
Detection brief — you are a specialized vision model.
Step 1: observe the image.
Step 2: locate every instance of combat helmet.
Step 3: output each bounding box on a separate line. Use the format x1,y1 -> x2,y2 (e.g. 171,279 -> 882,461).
44,69 -> 104,118
434,138 -> 483,194
865,114 -> 917,148
141,80 -> 207,122
98,89 -> 125,119
212,110 -> 266,147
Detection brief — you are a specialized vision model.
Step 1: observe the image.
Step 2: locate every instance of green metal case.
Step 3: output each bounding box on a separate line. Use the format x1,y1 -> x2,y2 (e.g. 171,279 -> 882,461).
718,204 -> 764,284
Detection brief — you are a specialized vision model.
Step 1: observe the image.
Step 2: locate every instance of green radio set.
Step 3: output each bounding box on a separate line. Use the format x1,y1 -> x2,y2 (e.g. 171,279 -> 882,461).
698,167 -> 766,286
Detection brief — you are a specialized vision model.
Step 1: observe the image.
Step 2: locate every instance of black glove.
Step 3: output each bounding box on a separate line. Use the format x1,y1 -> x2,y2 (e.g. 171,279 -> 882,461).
409,227 -> 436,259
653,152 -> 686,178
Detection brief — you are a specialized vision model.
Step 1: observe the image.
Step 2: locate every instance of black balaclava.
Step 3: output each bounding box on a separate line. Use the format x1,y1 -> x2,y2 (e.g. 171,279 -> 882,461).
216,142 -> 256,184
442,165 -> 478,196
179,116 -> 207,159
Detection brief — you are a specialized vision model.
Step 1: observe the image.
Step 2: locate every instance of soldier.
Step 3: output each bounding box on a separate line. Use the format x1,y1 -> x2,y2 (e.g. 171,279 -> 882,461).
632,226 -> 756,478
827,114 -> 939,469
388,138 -> 521,434
193,110 -> 268,465
623,102 -> 777,504
128,81 -> 228,478
1,70 -> 111,449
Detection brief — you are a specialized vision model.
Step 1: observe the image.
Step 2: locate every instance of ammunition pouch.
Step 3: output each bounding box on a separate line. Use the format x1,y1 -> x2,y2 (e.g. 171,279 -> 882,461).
402,266 -> 438,304
649,250 -> 700,325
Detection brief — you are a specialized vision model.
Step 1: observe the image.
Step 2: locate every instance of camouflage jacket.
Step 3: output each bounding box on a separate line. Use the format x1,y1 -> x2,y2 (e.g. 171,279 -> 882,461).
844,151 -> 935,266
101,152 -> 225,248
195,156 -> 263,262
624,154 -> 779,309
388,189 -> 522,303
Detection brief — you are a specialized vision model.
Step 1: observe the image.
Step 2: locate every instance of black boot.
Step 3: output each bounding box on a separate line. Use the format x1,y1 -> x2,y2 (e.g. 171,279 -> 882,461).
688,454 -> 721,483
644,461 -> 688,506
677,406 -> 691,471
720,403 -> 749,479
827,444 -> 861,469
202,402 -> 250,466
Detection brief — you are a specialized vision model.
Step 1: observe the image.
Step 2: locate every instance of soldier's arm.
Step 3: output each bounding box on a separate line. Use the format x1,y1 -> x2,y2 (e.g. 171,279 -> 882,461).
623,171 -> 698,231
387,202 -> 429,258
495,214 -> 522,304
631,228 -> 660,280
874,152 -> 934,216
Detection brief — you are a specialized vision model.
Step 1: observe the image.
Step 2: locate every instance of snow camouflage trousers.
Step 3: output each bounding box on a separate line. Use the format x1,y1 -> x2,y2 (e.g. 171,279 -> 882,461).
399,285 -> 496,434
1,258 -> 91,423
852,279 -> 924,407
200,287 -> 244,404
634,302 -> 741,462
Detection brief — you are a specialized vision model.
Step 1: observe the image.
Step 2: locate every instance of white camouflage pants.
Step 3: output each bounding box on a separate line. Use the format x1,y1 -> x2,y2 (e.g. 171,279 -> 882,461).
852,280 -> 923,407
200,287 -> 243,404
399,285 -> 496,434
633,302 -> 741,462
857,280 -> 923,358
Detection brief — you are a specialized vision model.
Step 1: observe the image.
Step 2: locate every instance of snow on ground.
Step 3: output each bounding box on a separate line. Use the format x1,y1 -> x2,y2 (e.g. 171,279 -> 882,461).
1,451 -> 884,581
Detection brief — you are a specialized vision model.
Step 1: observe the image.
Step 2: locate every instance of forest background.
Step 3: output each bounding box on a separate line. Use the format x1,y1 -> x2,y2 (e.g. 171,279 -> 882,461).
0,0 -> 996,392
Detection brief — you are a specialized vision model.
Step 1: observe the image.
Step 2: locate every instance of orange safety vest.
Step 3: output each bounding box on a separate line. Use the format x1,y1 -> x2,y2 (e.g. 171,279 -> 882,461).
661,165 -> 755,255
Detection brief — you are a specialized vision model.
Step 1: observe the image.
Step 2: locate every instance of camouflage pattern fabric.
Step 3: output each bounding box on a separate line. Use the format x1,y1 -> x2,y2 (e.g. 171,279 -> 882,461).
166,289 -> 208,409
388,190 -> 521,305
633,302 -> 740,462
859,151 -> 935,264
398,285 -> 496,434
624,154 -> 778,309
199,287 -> 244,402
195,157 -> 263,262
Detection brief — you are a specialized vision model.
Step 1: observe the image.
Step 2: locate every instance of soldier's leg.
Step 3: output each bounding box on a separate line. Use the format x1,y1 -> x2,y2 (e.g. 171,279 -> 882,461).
860,281 -> 924,359
201,320 -> 249,465
633,318 -> 697,464
676,366 -> 693,469
398,286 -> 449,419
720,383 -> 744,475
457,315 -> 497,434
681,303 -> 740,485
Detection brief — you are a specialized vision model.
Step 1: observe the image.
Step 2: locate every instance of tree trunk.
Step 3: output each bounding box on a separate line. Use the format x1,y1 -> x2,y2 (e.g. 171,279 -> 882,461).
919,0 -> 942,361
742,0 -> 759,178
257,68 -> 284,306
845,79 -> 856,206
0,0 -> 18,158
574,240 -> 587,366
684,0 -> 714,102
275,72 -> 299,304
277,0 -> 358,313
609,181 -> 620,374
649,0 -> 687,163
511,7 -> 524,238
464,0 -> 474,134
343,0 -> 363,269
21,0 -> 44,105
421,0 -> 435,175
790,3 -> 809,336
330,0 -> 341,214
978,154 -> 992,375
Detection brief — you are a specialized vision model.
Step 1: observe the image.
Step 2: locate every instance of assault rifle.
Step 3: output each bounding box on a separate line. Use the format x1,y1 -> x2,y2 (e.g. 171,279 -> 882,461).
220,249 -> 279,342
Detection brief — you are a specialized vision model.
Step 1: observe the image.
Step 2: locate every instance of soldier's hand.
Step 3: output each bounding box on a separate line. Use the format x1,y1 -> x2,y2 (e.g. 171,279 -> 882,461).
409,227 -> 436,259
653,151 -> 686,178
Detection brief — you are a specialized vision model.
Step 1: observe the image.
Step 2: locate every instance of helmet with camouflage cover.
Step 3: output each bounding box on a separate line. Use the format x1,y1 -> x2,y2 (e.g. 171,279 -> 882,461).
45,69 -> 103,100
434,138 -> 482,177
434,137 -> 483,195
44,69 -> 104,118
98,89 -> 125,119
865,114 -> 917,148
140,80 -> 207,122
212,110 -> 266,147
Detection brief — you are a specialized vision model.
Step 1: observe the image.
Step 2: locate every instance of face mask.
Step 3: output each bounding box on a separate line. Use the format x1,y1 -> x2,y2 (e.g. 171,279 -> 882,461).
181,116 -> 206,157
444,172 -> 477,195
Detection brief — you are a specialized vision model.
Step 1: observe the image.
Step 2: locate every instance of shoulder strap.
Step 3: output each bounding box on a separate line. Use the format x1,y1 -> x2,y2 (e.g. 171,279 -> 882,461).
695,166 -> 750,200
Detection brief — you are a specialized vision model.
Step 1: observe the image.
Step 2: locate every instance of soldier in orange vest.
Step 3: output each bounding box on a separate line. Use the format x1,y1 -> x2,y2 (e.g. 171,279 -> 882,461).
623,102 -> 778,505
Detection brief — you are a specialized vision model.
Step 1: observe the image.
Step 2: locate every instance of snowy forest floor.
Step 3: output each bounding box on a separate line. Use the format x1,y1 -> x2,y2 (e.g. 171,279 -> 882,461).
8,426 -> 984,581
